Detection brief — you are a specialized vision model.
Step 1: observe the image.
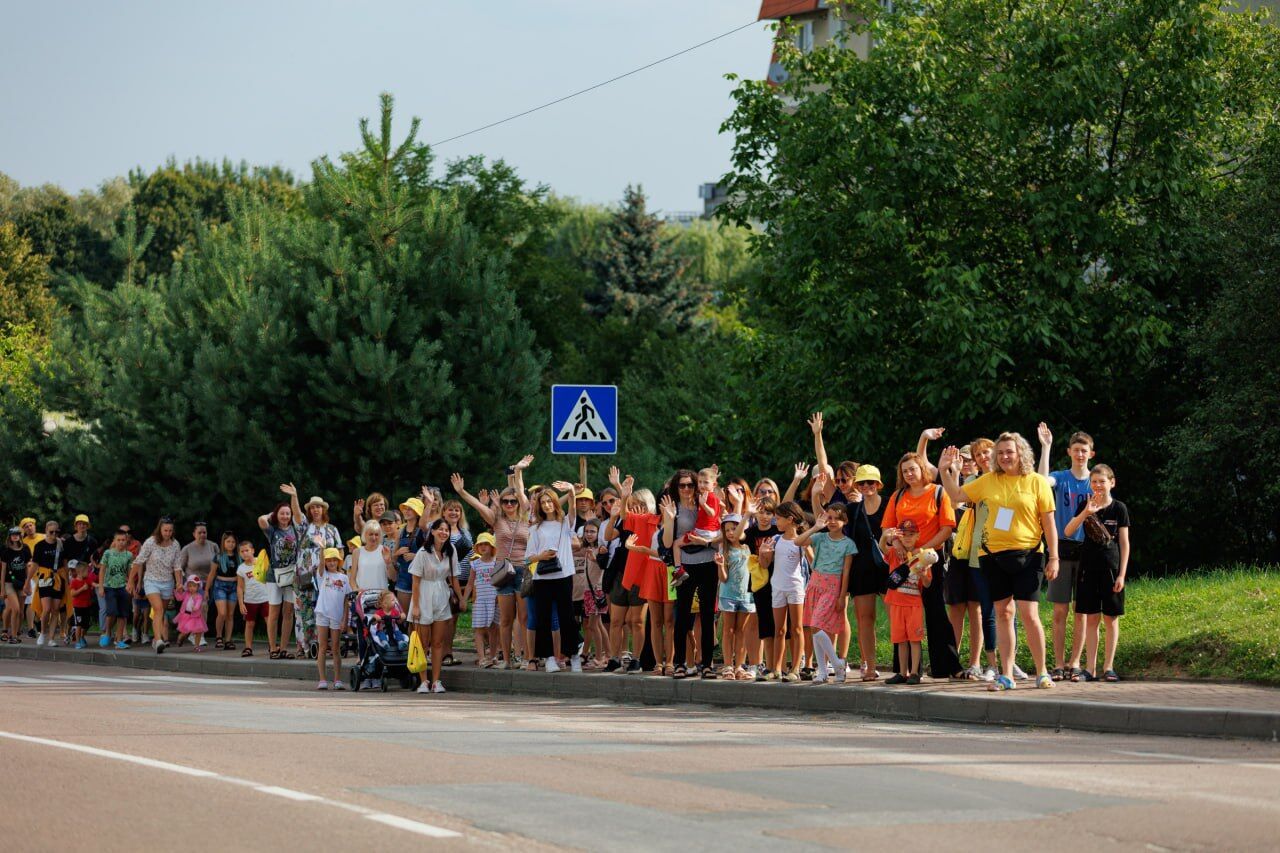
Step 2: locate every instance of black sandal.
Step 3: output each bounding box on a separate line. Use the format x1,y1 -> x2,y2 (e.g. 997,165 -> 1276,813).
269,649 -> 281,659
672,665 -> 687,679
241,648 -> 253,657
224,641 -> 236,651
1050,667 -> 1065,681
701,667 -> 717,679
281,650 -> 295,659
215,638 -> 224,649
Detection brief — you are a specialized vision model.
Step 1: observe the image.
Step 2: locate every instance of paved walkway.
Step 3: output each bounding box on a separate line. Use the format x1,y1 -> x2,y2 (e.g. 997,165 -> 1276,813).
3,640 -> 1277,741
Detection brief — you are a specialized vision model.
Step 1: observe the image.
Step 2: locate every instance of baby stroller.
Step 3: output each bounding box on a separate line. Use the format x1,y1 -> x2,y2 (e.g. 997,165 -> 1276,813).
348,589 -> 417,692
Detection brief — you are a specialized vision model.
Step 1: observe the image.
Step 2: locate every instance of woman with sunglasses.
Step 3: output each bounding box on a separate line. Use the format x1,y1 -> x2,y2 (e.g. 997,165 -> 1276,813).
453,454 -> 534,669
2,528 -> 32,643
298,496 -> 342,658
525,479 -> 581,672
257,483 -> 306,660
666,468 -> 719,678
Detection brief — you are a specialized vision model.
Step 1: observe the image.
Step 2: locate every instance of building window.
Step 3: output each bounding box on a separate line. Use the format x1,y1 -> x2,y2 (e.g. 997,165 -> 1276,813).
793,20 -> 814,53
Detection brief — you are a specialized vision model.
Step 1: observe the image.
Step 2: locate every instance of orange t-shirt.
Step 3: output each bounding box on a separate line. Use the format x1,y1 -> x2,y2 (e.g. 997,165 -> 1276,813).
882,486 -> 956,547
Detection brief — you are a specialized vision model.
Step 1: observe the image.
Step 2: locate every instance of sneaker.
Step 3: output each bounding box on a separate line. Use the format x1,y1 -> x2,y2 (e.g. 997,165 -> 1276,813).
332,680 -> 347,690
432,680 -> 446,694
812,673 -> 828,685
965,664 -> 982,680
989,674 -> 1016,692
570,655 -> 583,673
625,659 -> 642,674
1036,673 -> 1054,689
672,569 -> 689,587
36,634 -> 45,647
141,632 -> 150,645
906,673 -> 922,685
316,680 -> 330,690
1012,664 -> 1030,680
114,641 -> 129,650
545,657 -> 561,673
781,670 -> 800,683
416,680 -> 432,694
885,673 -> 908,685
815,661 -> 830,683
48,637 -> 59,647
27,628 -> 37,639
198,637 -> 208,647
362,679 -> 377,690
75,639 -> 87,650
982,666 -> 997,683
129,629 -> 139,643
98,635 -> 111,648
764,670 -> 780,682
155,640 -> 166,654
604,658 -> 622,673
834,660 -> 848,683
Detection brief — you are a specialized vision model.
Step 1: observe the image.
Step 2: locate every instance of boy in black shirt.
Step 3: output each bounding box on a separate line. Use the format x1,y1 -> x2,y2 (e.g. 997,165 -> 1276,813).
1064,465 -> 1130,682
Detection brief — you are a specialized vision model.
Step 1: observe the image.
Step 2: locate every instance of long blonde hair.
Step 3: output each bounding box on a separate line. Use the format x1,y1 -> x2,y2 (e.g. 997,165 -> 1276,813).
995,432 -> 1036,476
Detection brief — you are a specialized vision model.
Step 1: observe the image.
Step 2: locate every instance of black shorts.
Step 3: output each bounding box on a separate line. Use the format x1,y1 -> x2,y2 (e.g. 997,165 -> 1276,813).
848,561 -> 884,598
608,574 -> 642,608
943,560 -> 975,606
752,584 -> 775,636
38,586 -> 63,600
1075,548 -> 1125,617
73,606 -> 94,628
979,550 -> 1043,603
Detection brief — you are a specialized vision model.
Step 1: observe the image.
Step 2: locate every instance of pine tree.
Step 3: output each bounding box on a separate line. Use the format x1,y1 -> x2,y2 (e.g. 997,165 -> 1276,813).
587,185 -> 701,331
36,95 -> 545,531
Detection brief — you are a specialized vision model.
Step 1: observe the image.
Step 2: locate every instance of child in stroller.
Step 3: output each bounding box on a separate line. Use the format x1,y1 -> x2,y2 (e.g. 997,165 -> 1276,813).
349,588 -> 416,691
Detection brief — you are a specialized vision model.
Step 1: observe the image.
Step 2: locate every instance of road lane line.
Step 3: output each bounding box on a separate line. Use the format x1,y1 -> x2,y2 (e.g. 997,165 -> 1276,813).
1116,750 -> 1280,773
0,730 -> 462,839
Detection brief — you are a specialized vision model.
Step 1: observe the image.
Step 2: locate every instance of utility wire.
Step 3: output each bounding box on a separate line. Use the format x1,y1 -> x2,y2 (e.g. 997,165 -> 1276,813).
429,0 -> 814,147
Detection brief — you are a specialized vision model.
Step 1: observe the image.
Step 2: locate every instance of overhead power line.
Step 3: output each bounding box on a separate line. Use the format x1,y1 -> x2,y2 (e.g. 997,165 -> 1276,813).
429,0 -> 815,147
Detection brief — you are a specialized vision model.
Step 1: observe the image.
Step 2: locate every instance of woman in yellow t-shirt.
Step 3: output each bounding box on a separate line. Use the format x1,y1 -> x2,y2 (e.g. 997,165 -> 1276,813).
940,433 -> 1058,692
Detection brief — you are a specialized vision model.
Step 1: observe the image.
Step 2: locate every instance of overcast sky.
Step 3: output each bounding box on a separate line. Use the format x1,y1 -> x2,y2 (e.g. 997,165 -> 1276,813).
0,1 -> 776,214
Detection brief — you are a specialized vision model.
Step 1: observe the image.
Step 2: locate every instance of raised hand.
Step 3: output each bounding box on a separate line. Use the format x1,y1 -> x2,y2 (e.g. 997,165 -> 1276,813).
551,480 -> 574,494
515,454 -> 534,471
1037,421 -> 1053,447
477,489 -> 491,506
792,461 -> 808,482
808,412 -> 824,435
280,483 -> 297,496
922,427 -> 945,441
354,498 -> 364,514
938,445 -> 960,470
450,472 -> 465,492
621,475 -> 635,493
659,494 -> 677,519
1084,496 -> 1102,516
608,465 -> 621,487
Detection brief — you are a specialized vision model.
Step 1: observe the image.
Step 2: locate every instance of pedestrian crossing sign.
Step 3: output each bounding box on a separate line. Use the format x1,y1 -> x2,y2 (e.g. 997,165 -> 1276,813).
550,385 -> 617,455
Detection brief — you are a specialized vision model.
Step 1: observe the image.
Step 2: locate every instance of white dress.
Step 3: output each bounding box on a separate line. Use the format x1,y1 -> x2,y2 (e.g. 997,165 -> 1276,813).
409,548 -> 455,625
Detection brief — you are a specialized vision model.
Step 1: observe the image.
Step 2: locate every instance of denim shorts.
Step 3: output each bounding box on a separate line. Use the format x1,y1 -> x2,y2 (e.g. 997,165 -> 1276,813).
143,579 -> 174,599
211,580 -> 238,603
718,597 -> 756,614
395,566 -> 413,593
104,586 -> 132,618
495,565 -> 525,597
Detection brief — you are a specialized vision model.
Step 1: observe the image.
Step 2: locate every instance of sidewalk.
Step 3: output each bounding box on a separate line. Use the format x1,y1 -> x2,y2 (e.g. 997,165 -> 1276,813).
3,641 -> 1277,741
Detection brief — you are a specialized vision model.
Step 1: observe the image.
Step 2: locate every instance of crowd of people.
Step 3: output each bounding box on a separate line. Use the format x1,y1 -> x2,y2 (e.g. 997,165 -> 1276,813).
0,416 -> 1132,694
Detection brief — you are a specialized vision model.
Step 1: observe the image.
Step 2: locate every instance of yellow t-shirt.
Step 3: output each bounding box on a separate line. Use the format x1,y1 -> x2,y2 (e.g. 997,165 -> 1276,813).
961,472 -> 1055,554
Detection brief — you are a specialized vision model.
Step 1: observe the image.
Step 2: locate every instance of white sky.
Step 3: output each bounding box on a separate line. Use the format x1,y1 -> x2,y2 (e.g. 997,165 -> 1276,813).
1,0 -> 776,214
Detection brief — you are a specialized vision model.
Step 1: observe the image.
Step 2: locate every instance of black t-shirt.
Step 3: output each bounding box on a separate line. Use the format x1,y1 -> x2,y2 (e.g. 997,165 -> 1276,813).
31,539 -> 64,571
744,520 -> 779,582
63,534 -> 98,566
1083,500 -> 1130,555
3,544 -> 32,586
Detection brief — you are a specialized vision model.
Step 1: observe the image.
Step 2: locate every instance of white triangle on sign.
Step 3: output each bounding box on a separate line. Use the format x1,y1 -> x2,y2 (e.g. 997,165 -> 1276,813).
558,390 -> 613,443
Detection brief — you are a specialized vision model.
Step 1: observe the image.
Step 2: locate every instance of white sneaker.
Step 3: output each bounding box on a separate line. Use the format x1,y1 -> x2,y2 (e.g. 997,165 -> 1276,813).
362,679 -> 377,690
36,634 -> 46,646
815,660 -> 830,683
1012,664 -> 1030,681
982,666 -> 997,683
332,680 -> 347,691
966,664 -> 983,680
48,637 -> 59,647
570,655 -> 583,673
416,681 -> 432,694
141,632 -> 150,644
316,680 -> 329,690
198,638 -> 208,647
431,681 -> 446,694
129,629 -> 139,643
834,659 -> 848,683
545,657 -> 561,673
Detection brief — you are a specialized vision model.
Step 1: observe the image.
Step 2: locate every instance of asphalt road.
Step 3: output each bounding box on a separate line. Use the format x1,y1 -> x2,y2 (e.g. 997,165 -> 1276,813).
1,659 -> 1278,852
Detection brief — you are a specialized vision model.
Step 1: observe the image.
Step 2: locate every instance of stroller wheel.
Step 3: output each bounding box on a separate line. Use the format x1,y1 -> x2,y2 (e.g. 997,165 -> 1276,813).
308,642 -> 318,660
380,676 -> 389,692
350,670 -> 360,692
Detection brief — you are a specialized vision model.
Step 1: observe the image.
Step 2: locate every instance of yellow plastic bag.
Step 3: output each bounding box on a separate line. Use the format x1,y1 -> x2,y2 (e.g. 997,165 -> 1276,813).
407,629 -> 428,674
952,509 -> 975,561
748,555 -> 769,593
253,549 -> 270,583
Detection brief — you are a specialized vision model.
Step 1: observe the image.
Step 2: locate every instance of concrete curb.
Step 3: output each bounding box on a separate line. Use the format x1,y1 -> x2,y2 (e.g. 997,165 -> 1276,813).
4,645 -> 1277,742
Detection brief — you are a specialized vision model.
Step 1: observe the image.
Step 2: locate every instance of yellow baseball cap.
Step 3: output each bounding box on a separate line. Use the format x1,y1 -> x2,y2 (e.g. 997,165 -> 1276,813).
575,488 -> 595,501
74,514 -> 90,525
20,517 -> 36,527
475,532 -> 496,549
854,464 -> 882,485
322,547 -> 343,561
398,497 -> 425,518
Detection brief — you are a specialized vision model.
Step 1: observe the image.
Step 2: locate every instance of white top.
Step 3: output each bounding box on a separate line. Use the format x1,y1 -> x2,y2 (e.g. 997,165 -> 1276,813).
526,517 -> 576,581
353,546 -> 388,592
314,567 -> 351,620
236,563 -> 270,605
409,547 -> 455,621
771,537 -> 806,592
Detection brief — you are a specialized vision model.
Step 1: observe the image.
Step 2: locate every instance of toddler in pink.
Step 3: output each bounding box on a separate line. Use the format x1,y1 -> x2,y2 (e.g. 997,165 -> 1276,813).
173,574 -> 209,650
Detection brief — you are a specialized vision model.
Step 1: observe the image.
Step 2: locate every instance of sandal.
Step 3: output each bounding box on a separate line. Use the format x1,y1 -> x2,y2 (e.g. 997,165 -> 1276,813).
701,667 -> 717,679
268,650 -> 280,659
241,648 -> 253,657
1068,667 -> 1084,682
672,665 -> 687,679
1074,669 -> 1094,682
1103,669 -> 1120,682
861,670 -> 880,682
215,638 -> 224,649
721,666 -> 736,680
1050,667 -> 1065,681
281,650 -> 296,659
224,641 -> 236,651
949,670 -> 974,681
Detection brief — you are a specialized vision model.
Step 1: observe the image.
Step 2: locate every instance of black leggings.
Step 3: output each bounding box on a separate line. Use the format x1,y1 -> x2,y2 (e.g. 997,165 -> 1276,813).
534,576 -> 581,660
673,563 -> 718,670
923,559 -> 963,677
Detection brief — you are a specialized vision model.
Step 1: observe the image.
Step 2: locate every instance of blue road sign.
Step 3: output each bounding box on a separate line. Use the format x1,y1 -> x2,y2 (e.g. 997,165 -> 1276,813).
550,385 -> 617,455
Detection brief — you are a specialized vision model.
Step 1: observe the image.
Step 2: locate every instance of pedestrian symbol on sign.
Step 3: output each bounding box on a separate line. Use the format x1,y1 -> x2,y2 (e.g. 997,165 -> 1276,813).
550,385 -> 618,455
558,390 -> 612,442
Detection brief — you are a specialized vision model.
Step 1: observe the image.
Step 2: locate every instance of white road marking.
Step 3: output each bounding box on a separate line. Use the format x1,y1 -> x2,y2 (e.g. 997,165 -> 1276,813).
1116,750 -> 1280,773
0,730 -> 462,839
0,673 -> 267,687
0,676 -> 52,684
128,675 -> 268,685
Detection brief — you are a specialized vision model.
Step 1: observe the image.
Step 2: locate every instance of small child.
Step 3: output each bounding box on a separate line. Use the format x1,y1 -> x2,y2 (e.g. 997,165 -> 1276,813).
173,574 -> 209,651
883,519 -> 936,684
1064,464 -> 1130,683
373,590 -> 408,651
674,468 -> 722,586
98,530 -> 134,649
464,533 -> 500,667
799,505 -> 857,684
715,514 -> 755,680
574,520 -> 609,668
314,548 -> 351,690
67,561 -> 95,649
235,541 -> 269,657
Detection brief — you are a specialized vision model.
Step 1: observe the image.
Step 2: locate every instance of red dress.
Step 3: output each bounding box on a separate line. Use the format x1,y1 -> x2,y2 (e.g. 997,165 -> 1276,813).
620,513 -> 666,603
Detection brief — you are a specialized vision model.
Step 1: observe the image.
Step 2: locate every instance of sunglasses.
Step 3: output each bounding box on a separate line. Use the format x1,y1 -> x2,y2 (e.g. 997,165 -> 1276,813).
500,498 -> 518,505
160,516 -> 174,524
856,481 -> 878,487
834,476 -> 851,483
678,482 -> 694,489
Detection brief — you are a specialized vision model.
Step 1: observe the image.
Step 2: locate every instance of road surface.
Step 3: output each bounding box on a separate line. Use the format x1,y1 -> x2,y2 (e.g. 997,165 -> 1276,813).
1,658 -> 1277,851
